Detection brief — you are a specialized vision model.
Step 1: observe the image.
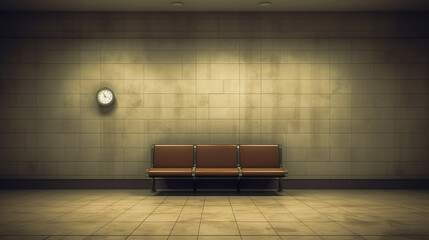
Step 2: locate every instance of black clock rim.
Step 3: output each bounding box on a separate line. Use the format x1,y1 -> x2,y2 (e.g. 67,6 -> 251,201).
96,87 -> 115,106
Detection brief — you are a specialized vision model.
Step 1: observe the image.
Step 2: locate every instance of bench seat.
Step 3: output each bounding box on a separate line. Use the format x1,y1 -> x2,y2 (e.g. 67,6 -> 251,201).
241,168 -> 285,177
149,168 -> 193,177
196,168 -> 239,176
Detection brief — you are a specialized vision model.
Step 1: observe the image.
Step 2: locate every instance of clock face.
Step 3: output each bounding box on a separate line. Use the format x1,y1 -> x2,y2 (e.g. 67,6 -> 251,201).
96,88 -> 115,106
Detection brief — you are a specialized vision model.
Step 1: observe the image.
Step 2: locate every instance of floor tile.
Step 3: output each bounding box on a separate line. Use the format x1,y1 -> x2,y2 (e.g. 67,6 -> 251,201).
153,206 -> 183,214
199,221 -> 240,235
127,236 -> 168,240
62,221 -> 109,235
54,213 -> 120,222
229,199 -> 255,205
252,199 -> 280,206
162,199 -> 187,205
1,189 -> 429,239
304,221 -> 354,235
242,236 -> 281,240
113,213 -> 150,221
320,236 -> 365,240
285,206 -> 319,214
170,221 -> 200,235
331,213 -> 386,221
376,213 -> 429,222
177,212 -> 202,221
264,213 -> 300,221
197,237 -> 241,240
185,200 -> 205,206
203,205 -> 233,213
270,221 -> 315,235
145,213 -> 180,221
258,206 -> 289,213
293,213 -> 331,221
182,205 -> 203,213
280,237 -> 322,240
232,205 -> 261,214
234,213 -> 267,221
168,236 -> 198,240
362,236 -> 429,240
0,213 -> 61,222
204,197 -> 230,206
0,222 -> 72,235
126,205 -> 159,213
94,221 -> 140,235
312,206 -> 346,213
201,213 -> 235,221
337,221 -> 393,235
177,213 -> 202,222
237,221 -> 277,235
132,221 -> 175,235
112,199 -> 140,206
72,206 -> 105,213
277,200 -> 304,206
48,236 -> 127,240
2,236 -> 51,240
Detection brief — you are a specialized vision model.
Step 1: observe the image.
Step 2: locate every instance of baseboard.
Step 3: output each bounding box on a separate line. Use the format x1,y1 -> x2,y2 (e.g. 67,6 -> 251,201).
0,179 -> 428,189
0,179 -> 151,189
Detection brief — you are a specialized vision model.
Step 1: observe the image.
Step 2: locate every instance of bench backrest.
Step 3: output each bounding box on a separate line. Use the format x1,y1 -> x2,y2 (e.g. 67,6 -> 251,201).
196,144 -> 237,168
240,145 -> 281,168
153,145 -> 194,168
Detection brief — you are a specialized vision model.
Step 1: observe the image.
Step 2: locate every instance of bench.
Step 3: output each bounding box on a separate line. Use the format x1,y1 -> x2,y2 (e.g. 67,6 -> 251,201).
148,144 -> 287,192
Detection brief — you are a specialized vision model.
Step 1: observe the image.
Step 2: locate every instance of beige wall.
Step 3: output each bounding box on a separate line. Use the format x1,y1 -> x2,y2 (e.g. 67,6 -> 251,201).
0,12 -> 429,180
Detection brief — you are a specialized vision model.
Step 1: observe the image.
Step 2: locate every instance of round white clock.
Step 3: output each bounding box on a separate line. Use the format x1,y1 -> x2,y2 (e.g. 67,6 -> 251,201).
96,87 -> 115,106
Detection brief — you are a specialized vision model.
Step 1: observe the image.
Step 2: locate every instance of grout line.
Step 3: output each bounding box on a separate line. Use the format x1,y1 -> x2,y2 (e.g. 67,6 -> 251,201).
227,191 -> 243,240
129,193 -> 164,236
90,192 -> 144,235
287,198 -> 319,237
195,37 -> 197,144
195,194 -> 206,237
238,40 -> 241,145
257,198 -> 282,238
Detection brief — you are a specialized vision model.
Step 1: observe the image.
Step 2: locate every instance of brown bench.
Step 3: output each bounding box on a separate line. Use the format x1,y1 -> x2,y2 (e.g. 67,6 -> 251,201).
148,144 -> 287,192
240,145 -> 286,191
196,144 -> 239,177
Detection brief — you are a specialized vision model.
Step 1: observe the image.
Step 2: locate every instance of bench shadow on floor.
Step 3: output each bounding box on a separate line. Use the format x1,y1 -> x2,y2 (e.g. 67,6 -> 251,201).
147,190 -> 284,196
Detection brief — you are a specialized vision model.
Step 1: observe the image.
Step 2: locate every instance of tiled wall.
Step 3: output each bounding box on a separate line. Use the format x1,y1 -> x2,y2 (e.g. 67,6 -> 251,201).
1,13 -> 429,180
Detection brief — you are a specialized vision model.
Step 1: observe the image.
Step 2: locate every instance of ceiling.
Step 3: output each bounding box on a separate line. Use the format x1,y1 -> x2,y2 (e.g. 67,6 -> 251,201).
1,0 -> 429,12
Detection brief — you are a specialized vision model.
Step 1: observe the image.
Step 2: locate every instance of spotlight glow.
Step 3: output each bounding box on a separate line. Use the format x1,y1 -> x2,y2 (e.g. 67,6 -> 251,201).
259,2 -> 272,7
171,2 -> 184,7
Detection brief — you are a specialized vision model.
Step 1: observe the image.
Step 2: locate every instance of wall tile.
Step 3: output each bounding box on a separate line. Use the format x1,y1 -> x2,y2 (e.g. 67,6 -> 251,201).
2,13 -> 429,180
351,134 -> 374,147
330,134 -> 351,147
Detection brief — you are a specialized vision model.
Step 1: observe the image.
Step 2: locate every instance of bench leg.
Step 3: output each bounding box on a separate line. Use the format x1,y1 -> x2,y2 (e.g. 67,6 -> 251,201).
278,177 -> 282,192
193,178 -> 197,192
151,177 -> 156,193
237,178 -> 241,193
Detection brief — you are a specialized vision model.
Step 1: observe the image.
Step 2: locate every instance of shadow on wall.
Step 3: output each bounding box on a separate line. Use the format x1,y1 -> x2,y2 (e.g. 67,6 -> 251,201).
98,97 -> 117,115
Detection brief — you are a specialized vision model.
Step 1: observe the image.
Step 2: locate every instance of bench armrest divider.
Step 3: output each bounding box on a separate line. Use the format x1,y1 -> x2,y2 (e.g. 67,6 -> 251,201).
236,145 -> 240,167
193,145 -> 197,168
151,144 -> 155,168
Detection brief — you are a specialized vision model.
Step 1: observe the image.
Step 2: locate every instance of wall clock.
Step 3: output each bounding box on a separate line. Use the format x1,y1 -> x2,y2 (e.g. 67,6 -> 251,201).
96,87 -> 115,106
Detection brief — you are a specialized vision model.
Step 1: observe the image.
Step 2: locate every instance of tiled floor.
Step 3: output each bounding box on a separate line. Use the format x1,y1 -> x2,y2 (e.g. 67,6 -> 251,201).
0,189 -> 429,240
